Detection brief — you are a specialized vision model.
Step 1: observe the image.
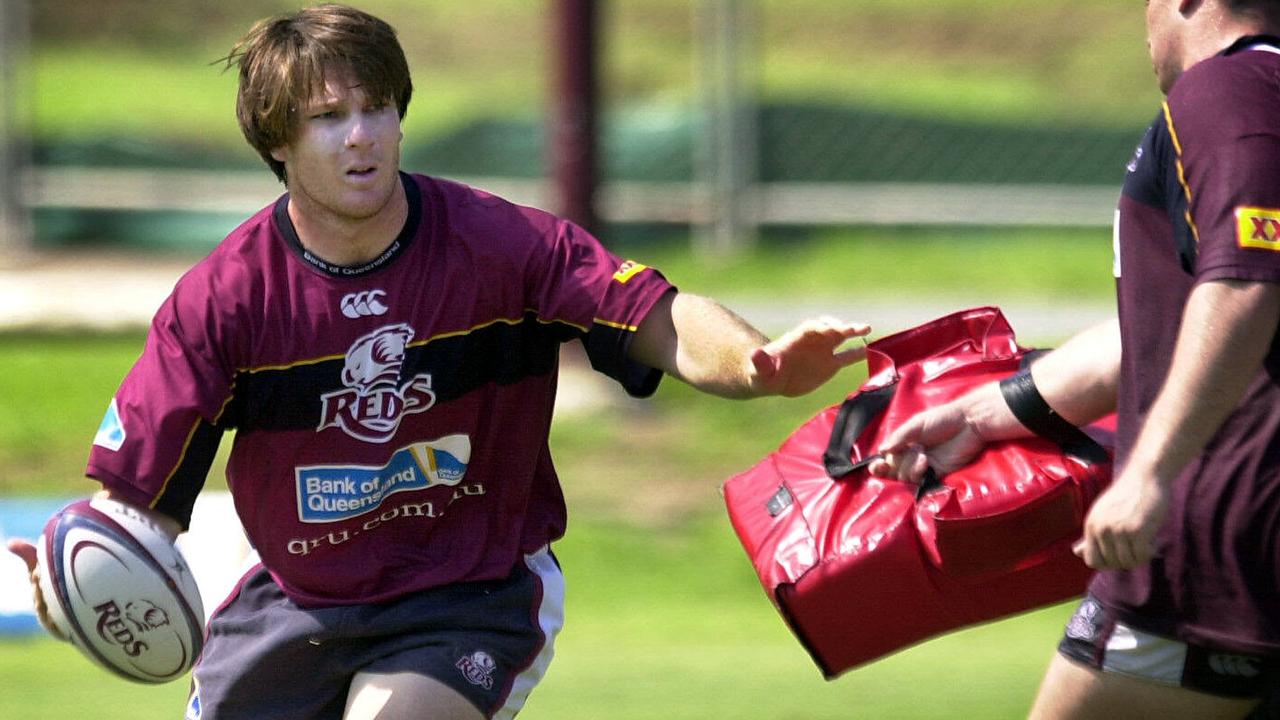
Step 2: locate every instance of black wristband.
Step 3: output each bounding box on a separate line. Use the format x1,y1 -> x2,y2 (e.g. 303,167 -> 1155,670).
998,370 -> 1109,464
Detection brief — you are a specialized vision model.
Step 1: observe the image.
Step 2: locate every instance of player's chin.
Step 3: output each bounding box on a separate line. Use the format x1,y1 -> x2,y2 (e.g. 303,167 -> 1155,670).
336,186 -> 398,219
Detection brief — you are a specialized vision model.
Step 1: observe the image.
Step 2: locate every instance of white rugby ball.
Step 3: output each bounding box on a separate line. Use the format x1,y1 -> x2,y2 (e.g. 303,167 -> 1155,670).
36,497 -> 205,684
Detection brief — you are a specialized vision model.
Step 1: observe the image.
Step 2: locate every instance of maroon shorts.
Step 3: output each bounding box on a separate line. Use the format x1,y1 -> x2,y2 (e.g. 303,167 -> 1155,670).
184,548 -> 563,720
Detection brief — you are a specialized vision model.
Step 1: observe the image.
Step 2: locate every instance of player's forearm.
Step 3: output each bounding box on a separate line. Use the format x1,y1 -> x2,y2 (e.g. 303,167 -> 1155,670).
1125,279 -> 1280,483
629,291 -> 768,398
1026,318 -> 1121,426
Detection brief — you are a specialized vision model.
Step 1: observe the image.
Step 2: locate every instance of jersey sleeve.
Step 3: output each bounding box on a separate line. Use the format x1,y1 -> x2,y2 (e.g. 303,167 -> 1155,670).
526,217 -> 676,397
1167,56 -> 1280,284
85,272 -> 238,529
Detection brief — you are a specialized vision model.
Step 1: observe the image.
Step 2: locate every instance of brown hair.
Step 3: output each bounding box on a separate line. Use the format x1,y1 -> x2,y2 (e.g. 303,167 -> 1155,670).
1224,0 -> 1280,22
221,4 -> 413,183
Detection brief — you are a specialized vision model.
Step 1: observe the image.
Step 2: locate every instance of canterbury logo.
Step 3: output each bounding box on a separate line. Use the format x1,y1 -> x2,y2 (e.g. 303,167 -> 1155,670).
341,290 -> 390,319
1207,653 -> 1261,678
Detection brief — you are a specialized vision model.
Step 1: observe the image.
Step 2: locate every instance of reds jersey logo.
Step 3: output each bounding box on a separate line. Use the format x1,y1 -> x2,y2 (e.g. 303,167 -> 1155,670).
318,323 -> 436,442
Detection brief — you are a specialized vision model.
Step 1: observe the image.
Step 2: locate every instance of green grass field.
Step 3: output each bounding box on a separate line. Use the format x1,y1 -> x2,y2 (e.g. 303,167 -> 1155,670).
0,516 -> 1079,719
5,2 -> 1134,711
0,513 -> 1078,719
0,227 -> 1112,718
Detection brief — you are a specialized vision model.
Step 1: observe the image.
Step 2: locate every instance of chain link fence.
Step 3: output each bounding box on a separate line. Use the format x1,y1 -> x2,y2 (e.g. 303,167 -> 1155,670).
3,0 -> 1158,252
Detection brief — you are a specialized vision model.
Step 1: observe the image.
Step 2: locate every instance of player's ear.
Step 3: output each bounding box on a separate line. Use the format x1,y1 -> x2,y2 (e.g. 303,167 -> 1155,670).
270,146 -> 289,163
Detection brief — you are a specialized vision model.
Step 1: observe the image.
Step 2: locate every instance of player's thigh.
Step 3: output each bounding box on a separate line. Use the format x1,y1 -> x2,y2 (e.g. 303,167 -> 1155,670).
1030,652 -> 1262,720
344,671 -> 485,720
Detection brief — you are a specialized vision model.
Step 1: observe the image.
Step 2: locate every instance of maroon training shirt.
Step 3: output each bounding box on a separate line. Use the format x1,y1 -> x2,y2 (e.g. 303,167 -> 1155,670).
1101,37 -> 1280,653
86,173 -> 675,607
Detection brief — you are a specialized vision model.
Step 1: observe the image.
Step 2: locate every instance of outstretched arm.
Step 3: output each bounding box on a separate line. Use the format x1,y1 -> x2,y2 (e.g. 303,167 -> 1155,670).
628,291 -> 870,399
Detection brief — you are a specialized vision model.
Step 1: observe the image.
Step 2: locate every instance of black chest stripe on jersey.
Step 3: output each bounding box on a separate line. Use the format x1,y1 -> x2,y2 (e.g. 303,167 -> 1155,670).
222,312 -> 582,433
149,418 -> 225,529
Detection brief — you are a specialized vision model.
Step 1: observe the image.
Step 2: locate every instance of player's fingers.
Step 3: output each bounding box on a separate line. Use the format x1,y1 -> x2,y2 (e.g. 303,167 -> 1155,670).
827,320 -> 871,338
1106,537 -> 1133,570
1133,532 -> 1158,566
877,416 -> 927,454
883,445 -> 929,484
866,456 -> 890,477
833,345 -> 868,366
1071,538 -> 1086,559
7,540 -> 63,640
749,346 -> 779,379
904,451 -> 931,484
6,539 -> 36,572
1113,531 -> 1155,570
1086,525 -> 1128,570
1074,533 -> 1106,569
797,317 -> 870,343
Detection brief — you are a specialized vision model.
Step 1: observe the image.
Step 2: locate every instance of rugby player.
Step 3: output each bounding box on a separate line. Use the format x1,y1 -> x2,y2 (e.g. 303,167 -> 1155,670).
869,1 -> 1280,717
6,5 -> 870,718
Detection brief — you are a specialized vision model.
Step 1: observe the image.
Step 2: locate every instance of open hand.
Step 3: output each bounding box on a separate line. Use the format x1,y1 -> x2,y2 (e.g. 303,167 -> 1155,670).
749,317 -> 871,397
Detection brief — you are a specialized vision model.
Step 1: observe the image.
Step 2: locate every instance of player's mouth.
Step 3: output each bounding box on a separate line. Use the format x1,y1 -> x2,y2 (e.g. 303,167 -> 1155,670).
345,165 -> 378,180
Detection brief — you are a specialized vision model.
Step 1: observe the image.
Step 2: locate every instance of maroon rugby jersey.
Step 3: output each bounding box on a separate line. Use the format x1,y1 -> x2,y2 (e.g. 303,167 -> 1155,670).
86,173 -> 675,607
1102,38 -> 1280,652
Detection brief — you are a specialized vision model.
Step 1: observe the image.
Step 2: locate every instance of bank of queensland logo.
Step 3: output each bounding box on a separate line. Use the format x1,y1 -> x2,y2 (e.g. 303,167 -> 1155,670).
318,323 -> 436,443
297,435 -> 471,522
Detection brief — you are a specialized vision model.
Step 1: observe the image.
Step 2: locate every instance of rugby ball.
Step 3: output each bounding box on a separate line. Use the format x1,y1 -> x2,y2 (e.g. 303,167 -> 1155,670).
36,497 -> 205,684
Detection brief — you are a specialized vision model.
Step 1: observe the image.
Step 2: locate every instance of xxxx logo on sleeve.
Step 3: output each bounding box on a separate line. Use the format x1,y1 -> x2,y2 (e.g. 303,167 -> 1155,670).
1236,207 -> 1280,251
318,323 -> 436,443
612,260 -> 648,284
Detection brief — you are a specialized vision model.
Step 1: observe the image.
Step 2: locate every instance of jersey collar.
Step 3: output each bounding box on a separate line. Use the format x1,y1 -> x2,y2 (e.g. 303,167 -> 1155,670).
274,171 -> 422,278
1221,34 -> 1280,56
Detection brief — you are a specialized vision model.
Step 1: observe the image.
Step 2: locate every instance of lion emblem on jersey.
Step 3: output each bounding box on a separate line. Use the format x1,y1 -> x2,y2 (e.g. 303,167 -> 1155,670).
319,323 -> 437,443
342,324 -> 412,392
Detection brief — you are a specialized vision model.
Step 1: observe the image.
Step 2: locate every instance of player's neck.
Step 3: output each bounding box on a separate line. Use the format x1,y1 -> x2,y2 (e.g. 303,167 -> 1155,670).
1188,13 -> 1276,66
286,181 -> 409,267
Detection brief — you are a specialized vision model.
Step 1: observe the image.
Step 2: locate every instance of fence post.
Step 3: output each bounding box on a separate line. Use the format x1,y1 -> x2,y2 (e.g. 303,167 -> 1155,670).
0,0 -> 32,257
695,0 -> 758,256
549,0 -> 600,235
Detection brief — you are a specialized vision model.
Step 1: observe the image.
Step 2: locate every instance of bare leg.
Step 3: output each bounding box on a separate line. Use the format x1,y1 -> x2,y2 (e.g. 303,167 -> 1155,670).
344,671 -> 485,720
1029,652 -> 1260,720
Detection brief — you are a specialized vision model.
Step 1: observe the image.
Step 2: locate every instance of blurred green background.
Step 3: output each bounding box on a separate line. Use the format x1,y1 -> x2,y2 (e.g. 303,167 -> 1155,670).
13,0 -> 1159,250
0,0 -> 1149,717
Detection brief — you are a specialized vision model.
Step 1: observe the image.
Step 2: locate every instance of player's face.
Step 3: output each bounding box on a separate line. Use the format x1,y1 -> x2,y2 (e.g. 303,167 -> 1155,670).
271,69 -> 404,225
1145,0 -> 1185,94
